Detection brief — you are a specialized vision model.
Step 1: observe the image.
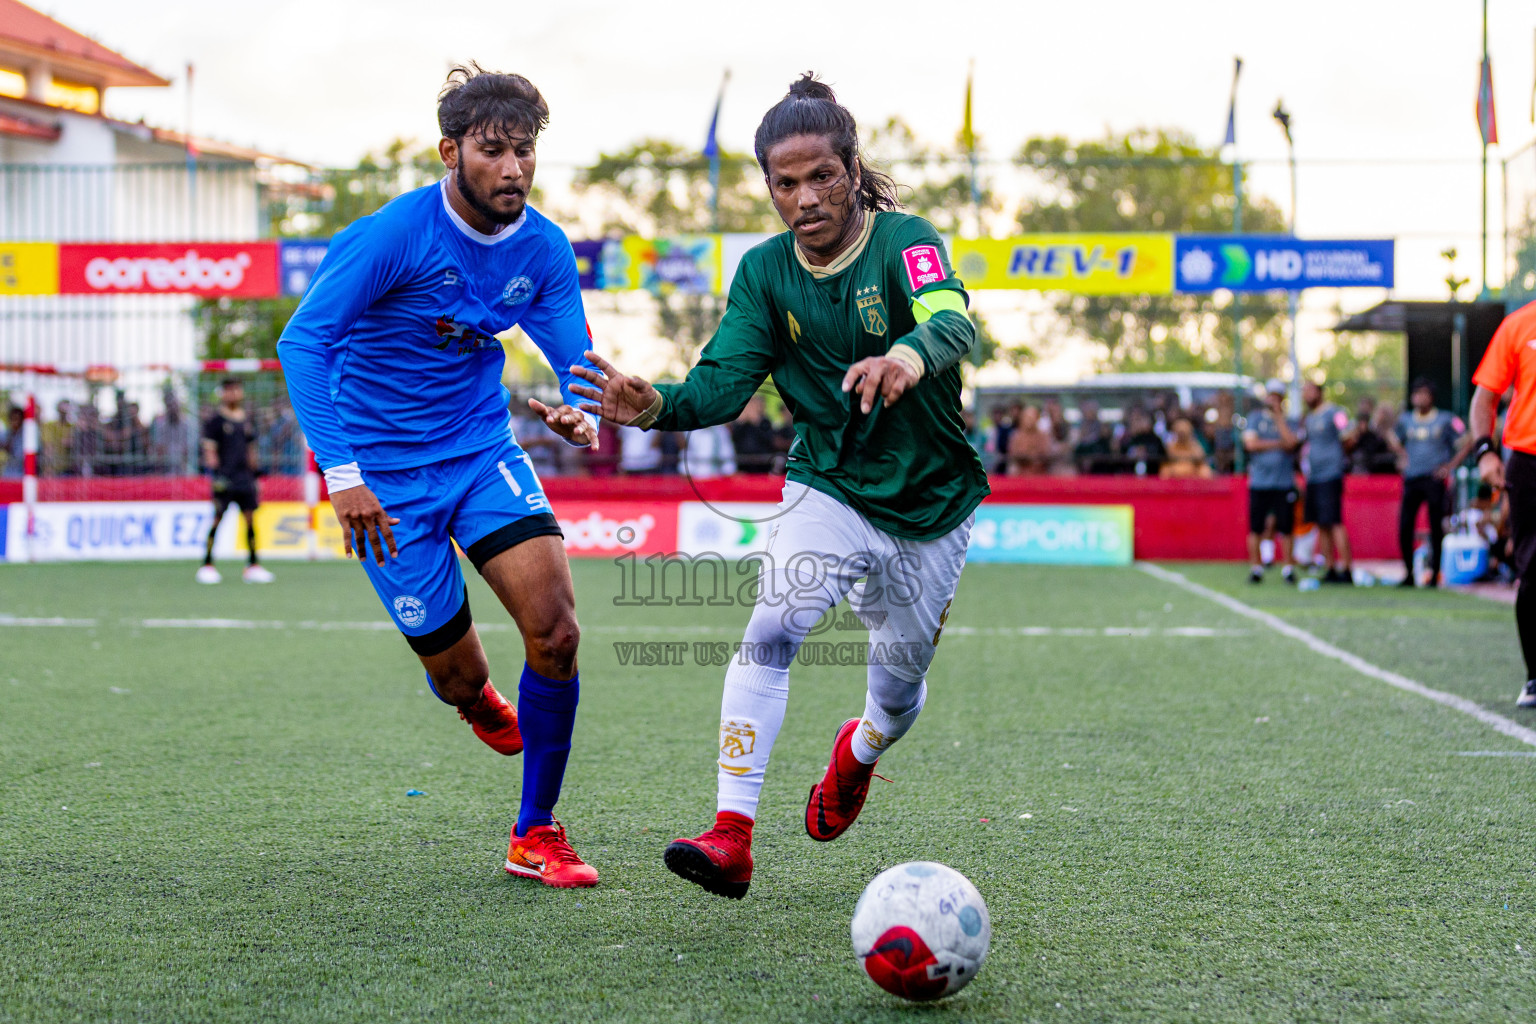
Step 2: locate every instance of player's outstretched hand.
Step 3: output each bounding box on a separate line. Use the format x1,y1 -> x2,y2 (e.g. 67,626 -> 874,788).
528,399 -> 599,449
843,356 -> 919,414
569,351 -> 661,427
331,484 -> 400,566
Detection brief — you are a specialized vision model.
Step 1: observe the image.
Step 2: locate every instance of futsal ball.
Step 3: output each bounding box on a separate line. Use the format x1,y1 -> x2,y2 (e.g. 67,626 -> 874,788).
850,861 -> 991,1001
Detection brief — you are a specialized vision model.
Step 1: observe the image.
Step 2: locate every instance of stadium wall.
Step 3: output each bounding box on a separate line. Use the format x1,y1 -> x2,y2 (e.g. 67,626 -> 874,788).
0,476 -> 1409,562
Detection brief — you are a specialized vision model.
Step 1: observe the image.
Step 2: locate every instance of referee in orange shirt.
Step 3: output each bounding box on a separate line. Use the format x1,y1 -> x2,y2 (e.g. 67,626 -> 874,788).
1470,299 -> 1536,707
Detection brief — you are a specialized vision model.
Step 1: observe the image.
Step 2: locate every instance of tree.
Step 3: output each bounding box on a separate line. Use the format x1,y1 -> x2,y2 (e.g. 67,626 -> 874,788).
266,138 -> 443,239
1016,128 -> 1291,376
864,117 -> 1003,236
572,140 -> 777,375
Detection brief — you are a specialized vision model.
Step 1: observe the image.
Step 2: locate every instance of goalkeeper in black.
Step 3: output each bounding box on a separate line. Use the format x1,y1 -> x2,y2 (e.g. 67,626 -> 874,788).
197,378 -> 273,584
572,73 -> 987,898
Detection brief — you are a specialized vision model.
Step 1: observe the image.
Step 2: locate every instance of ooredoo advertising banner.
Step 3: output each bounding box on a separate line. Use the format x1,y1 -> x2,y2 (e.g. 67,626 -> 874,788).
58,243 -> 280,298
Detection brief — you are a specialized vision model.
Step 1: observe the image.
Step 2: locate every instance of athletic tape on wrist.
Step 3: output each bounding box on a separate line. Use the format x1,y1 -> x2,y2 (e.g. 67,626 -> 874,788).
628,392 -> 664,430
885,344 -> 925,381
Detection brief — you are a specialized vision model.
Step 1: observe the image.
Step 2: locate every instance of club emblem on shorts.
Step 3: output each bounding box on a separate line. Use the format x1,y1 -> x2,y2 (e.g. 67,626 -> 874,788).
502,275 -> 534,306
856,287 -> 888,337
718,718 -> 756,774
393,595 -> 427,629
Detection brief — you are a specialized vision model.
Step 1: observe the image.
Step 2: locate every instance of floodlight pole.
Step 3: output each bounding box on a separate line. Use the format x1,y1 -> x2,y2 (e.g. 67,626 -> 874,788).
1275,100 -> 1301,408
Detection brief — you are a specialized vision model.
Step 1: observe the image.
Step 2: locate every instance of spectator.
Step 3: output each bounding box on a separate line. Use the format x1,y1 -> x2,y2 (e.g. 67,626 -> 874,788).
988,402 -> 1019,475
1243,380 -> 1301,584
261,396 -> 305,475
1073,400 -> 1114,474
1006,405 -> 1054,476
1210,391 -> 1238,474
1160,416 -> 1212,479
511,398 -> 563,477
657,431 -> 685,474
1,406 -> 22,477
1348,398 -> 1391,475
1118,407 -> 1167,475
731,394 -> 778,473
41,400 -> 75,476
151,386 -> 196,475
961,409 -> 986,460
1389,378 -> 1473,588
582,419 -> 621,477
1368,404 -> 1402,472
619,425 -> 662,474
1041,398 -> 1075,475
1299,378 -> 1355,584
73,404 -> 102,477
685,424 -> 736,480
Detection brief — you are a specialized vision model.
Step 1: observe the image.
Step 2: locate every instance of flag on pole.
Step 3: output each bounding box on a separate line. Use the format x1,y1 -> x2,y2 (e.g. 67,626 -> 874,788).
704,70 -> 729,231
703,69 -> 728,159
960,62 -> 976,154
185,62 -> 199,162
1478,55 -> 1499,146
1222,57 -> 1242,147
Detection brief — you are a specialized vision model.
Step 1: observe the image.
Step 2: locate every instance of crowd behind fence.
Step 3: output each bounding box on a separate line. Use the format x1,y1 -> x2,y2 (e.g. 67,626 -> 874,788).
1,373 -> 1411,484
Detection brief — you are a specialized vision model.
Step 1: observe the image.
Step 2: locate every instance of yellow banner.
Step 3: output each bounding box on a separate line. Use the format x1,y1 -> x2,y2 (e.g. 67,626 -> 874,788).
236,501 -> 349,559
0,243 -> 59,295
951,234 -> 1174,294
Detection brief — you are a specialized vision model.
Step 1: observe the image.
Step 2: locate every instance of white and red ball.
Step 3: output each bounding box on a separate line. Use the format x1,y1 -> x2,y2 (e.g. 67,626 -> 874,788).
850,861 -> 991,1001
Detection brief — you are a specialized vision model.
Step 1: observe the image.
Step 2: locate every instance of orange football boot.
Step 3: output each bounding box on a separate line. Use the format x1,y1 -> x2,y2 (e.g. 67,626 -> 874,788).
458,681 -> 523,755
663,811 -> 754,899
504,820 -> 599,888
805,717 -> 877,841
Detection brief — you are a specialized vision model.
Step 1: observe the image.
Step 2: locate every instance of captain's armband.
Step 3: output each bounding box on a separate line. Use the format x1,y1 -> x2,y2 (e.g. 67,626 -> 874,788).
910,289 -> 968,324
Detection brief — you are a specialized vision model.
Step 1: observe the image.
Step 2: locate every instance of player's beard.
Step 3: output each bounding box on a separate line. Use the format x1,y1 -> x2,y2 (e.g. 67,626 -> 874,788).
456,170 -> 525,227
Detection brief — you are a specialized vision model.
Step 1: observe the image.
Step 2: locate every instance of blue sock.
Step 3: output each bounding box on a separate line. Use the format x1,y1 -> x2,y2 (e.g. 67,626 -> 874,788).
516,662 -> 579,836
424,670 -> 453,706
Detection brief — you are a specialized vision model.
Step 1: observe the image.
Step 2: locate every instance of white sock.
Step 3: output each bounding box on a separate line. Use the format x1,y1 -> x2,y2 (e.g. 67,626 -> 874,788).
715,647 -> 792,819
851,662 -> 927,765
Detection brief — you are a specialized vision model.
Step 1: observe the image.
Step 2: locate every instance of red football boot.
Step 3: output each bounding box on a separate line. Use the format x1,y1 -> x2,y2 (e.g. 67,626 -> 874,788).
663,811 -> 754,899
458,681 -> 523,755
504,819 -> 599,888
805,717 -> 878,841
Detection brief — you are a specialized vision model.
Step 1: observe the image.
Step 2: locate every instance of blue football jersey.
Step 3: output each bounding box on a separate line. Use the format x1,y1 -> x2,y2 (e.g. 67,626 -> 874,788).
278,179 -> 597,472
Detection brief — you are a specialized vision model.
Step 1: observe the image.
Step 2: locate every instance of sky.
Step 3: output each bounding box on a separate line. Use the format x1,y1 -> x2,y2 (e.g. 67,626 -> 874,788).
29,0 -> 1536,379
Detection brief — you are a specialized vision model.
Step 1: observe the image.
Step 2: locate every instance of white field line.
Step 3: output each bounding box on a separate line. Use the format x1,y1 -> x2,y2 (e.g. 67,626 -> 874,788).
0,616 -> 1247,640
1137,561 -> 1536,749
0,614 -> 97,627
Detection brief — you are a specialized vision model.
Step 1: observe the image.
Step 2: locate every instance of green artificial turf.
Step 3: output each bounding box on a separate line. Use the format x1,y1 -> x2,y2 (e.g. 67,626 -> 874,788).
2,559 -> 1534,1023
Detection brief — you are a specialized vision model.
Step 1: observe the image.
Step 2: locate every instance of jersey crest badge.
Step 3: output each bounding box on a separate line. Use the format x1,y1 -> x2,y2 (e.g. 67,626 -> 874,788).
857,291 -> 888,336
501,275 -> 534,306
901,244 -> 946,292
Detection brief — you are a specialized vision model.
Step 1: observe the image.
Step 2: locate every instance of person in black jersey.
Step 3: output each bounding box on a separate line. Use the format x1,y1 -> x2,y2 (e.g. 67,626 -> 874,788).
197,379 -> 274,584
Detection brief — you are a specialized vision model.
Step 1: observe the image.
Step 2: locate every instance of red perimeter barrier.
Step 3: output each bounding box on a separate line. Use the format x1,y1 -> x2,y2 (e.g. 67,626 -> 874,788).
0,474 -> 1409,561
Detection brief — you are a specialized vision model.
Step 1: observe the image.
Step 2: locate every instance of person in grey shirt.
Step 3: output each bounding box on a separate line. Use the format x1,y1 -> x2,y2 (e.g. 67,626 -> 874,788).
1242,380 -> 1300,584
1389,378 -> 1473,587
1300,378 -> 1356,584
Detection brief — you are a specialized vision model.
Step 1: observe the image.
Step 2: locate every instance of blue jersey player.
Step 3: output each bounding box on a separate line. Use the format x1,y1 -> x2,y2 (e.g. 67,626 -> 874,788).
278,65 -> 602,888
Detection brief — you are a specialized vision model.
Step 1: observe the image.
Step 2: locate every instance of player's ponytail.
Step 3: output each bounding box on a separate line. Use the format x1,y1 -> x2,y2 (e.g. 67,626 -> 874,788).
753,72 -> 902,212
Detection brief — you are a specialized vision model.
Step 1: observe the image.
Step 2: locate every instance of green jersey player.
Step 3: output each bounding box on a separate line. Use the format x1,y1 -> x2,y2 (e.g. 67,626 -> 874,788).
572,74 -> 988,898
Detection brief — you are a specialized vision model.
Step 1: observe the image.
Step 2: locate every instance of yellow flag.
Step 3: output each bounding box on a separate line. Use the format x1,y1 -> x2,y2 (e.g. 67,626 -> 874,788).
959,63 -> 976,154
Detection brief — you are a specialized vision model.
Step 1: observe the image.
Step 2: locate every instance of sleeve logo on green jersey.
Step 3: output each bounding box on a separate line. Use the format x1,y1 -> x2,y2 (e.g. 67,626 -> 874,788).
902,244 -> 946,291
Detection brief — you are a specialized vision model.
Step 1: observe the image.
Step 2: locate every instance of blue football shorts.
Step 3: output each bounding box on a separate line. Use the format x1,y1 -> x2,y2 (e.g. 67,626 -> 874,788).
356,436 -> 562,656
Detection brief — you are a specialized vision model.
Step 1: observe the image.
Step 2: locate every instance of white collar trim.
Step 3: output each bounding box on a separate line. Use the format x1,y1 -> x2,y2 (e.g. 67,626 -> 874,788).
440,177 -> 526,245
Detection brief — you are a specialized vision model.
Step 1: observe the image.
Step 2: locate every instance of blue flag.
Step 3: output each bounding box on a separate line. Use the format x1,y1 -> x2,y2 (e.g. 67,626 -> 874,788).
703,71 -> 728,159
1223,57 -> 1243,147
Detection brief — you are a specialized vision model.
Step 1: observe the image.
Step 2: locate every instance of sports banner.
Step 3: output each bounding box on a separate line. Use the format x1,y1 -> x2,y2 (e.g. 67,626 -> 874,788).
570,239 -> 604,291
3,501 -> 242,562
601,236 -> 721,295
951,235 -> 1175,295
278,240 -> 330,297
1174,236 -> 1394,292
677,501 -> 780,558
967,504 -> 1134,565
0,242 -> 59,295
58,243 -> 280,298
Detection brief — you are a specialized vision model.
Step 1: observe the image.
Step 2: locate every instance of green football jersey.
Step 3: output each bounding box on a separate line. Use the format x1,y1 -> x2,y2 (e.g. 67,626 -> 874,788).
653,210 -> 990,541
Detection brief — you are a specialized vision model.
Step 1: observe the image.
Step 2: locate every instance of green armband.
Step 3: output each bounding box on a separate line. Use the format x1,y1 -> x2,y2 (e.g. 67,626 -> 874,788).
910,289 -> 967,324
